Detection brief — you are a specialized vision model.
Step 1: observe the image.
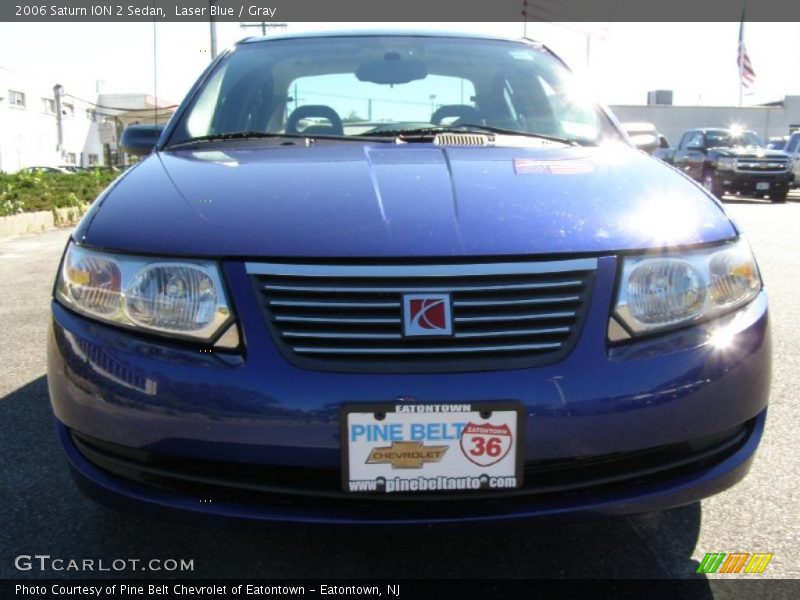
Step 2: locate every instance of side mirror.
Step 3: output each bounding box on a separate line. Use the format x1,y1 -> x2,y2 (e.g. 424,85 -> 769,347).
120,124 -> 164,156
621,122 -> 660,155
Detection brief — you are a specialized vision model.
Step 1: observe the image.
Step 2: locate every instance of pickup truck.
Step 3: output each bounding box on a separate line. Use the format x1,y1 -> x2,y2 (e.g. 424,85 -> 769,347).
672,128 -> 792,202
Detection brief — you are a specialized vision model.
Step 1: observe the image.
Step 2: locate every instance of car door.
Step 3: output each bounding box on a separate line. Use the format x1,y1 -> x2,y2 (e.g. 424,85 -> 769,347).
672,132 -> 691,170
673,131 -> 705,178
680,131 -> 707,181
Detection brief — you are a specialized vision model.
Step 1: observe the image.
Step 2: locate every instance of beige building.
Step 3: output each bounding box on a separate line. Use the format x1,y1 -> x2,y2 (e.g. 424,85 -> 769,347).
610,95 -> 800,147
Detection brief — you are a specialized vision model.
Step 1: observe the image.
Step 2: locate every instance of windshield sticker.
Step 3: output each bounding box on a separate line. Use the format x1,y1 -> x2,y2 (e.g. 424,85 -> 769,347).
509,50 -> 535,60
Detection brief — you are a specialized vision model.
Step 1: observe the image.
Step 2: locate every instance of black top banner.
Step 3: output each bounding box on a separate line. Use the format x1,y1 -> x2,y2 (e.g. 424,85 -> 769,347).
3,0 -> 800,22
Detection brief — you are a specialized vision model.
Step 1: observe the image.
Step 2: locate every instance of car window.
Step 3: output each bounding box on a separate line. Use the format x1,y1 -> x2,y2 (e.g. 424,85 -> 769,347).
686,132 -> 705,148
285,72 -> 477,135
170,36 -> 621,146
787,134 -> 800,154
706,130 -> 763,148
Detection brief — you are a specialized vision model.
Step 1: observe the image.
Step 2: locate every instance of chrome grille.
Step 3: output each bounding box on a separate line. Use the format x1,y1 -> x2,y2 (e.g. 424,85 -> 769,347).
247,259 -> 596,373
735,159 -> 788,173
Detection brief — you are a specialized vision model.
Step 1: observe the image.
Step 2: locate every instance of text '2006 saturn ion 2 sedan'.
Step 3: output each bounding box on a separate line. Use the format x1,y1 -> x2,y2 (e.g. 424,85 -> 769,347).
47,32 -> 771,524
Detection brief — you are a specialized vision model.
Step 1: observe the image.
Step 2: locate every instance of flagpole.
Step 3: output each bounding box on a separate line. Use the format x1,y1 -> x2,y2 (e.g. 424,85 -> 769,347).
739,2 -> 745,107
739,62 -> 744,108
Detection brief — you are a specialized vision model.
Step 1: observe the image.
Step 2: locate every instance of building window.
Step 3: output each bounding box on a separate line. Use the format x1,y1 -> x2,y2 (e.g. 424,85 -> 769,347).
9,90 -> 25,108
87,154 -> 99,166
42,98 -> 55,114
86,108 -> 97,121
63,102 -> 74,117
65,153 -> 77,165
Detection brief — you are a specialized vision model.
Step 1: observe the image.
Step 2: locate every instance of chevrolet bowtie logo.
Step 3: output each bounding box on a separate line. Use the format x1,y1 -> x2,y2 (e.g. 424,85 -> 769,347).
366,441 -> 448,469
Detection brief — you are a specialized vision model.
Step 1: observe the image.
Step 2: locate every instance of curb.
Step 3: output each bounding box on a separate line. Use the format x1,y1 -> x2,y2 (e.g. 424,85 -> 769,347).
0,206 -> 87,239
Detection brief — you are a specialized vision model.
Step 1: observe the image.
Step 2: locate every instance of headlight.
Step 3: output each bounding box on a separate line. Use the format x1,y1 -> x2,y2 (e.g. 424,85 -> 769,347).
613,238 -> 761,337
56,242 -> 234,343
716,157 -> 736,171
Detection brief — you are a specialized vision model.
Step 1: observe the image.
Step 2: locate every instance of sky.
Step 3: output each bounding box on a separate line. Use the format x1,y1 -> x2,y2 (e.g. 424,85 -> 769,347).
0,21 -> 798,109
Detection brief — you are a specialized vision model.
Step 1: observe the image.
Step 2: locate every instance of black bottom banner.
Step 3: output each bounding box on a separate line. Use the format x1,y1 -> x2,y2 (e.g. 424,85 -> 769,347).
4,579 -> 800,600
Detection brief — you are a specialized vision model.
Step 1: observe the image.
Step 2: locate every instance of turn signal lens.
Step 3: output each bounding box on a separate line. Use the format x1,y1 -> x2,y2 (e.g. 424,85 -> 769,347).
60,246 -> 122,315
709,248 -> 760,307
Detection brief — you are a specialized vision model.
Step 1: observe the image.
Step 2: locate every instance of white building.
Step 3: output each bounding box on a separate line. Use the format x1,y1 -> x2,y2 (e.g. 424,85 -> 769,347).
0,66 -> 175,173
610,95 -> 800,147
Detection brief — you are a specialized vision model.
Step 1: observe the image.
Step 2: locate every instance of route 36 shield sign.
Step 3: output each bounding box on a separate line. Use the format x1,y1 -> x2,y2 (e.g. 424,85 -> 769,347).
459,422 -> 514,467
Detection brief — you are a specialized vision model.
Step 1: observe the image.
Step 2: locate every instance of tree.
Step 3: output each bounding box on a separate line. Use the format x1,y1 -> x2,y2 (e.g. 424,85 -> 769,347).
343,110 -> 366,123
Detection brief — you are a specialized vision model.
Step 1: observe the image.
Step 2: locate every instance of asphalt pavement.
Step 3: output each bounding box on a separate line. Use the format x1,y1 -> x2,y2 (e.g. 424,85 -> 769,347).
1,192 -> 798,586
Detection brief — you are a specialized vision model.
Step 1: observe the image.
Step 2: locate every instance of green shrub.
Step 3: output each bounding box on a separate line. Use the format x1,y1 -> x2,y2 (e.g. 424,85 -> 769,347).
0,170 -> 119,217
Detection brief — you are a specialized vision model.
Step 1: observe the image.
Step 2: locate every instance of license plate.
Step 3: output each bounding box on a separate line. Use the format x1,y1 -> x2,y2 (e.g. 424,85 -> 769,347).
341,402 -> 523,494
756,182 -> 770,190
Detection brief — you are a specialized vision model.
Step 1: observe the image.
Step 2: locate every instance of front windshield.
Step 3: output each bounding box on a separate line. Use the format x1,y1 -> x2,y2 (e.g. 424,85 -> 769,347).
706,130 -> 764,148
168,35 -> 620,146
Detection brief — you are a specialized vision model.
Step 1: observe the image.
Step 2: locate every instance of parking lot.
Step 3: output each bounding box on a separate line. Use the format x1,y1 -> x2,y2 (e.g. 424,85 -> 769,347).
1,192 -> 798,583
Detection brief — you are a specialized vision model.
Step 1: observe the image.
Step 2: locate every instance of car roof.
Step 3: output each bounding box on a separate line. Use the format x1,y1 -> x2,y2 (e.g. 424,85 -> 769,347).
688,128 -> 755,134
237,29 -> 533,45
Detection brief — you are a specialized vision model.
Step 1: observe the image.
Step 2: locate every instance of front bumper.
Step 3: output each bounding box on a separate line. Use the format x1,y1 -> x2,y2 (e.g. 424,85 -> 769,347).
715,170 -> 793,195
47,256 -> 772,523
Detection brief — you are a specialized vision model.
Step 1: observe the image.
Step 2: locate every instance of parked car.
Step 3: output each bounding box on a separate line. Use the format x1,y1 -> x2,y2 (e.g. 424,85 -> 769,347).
621,122 -> 660,154
48,32 -> 771,524
672,128 -> 792,202
21,166 -> 71,174
652,134 -> 674,164
766,136 -> 789,151
784,131 -> 800,187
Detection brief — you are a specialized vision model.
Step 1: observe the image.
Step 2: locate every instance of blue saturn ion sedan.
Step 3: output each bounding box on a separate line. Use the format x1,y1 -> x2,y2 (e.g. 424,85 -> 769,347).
47,32 -> 771,524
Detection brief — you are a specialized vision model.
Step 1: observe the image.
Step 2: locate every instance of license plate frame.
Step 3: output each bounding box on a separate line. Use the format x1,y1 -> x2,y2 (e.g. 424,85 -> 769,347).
340,402 -> 524,494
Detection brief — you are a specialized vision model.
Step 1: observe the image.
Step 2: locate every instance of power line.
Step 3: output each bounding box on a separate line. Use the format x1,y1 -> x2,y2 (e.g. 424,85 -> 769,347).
62,92 -> 177,112
301,89 -> 433,107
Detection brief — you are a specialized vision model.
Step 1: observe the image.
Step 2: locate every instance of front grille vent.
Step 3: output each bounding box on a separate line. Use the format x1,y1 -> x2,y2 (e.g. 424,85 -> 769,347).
247,259 -> 596,373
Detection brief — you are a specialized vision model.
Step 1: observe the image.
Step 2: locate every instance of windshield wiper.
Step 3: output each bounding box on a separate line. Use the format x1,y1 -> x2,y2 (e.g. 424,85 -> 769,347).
166,130 -> 391,149
356,124 -> 582,146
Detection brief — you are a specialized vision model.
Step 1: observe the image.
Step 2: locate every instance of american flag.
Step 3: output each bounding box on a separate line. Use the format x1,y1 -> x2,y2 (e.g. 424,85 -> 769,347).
737,13 -> 756,88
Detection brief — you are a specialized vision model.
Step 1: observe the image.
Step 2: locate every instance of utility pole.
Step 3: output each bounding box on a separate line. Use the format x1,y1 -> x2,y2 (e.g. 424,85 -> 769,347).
209,0 -> 218,59
585,34 -> 591,69
53,84 -> 64,152
521,0 -> 528,38
153,20 -> 158,129
240,22 -> 288,37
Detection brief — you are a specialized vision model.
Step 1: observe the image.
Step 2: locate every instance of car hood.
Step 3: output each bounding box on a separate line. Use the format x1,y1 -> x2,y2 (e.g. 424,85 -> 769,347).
712,146 -> 789,159
81,143 -> 735,258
